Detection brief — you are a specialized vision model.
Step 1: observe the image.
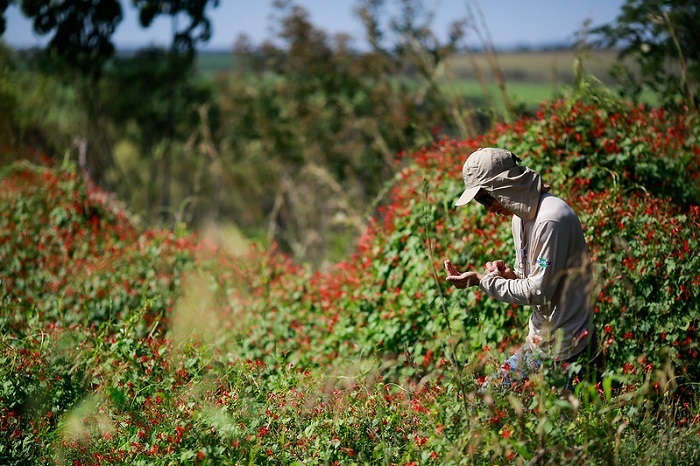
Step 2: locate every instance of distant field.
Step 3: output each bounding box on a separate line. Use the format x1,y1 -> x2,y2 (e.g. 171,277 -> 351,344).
196,51 -> 238,74
196,48 -> 624,81
440,81 -> 568,112
196,48 -> 633,111
444,49 -> 624,84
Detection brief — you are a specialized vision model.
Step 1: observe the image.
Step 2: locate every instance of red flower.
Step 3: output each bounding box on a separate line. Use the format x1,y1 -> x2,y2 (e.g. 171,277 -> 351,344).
414,435 -> 428,447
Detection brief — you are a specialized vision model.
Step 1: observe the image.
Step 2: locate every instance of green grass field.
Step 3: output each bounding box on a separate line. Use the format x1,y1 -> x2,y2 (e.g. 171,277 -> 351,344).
440,80 -> 566,111
197,48 -> 630,112
444,49 -> 623,83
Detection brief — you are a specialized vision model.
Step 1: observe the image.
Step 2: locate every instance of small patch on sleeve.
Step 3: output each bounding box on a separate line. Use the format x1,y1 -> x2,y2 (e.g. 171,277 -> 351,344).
536,257 -> 551,268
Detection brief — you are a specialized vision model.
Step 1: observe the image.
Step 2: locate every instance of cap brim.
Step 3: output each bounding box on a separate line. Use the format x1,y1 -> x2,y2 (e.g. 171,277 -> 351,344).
455,185 -> 480,207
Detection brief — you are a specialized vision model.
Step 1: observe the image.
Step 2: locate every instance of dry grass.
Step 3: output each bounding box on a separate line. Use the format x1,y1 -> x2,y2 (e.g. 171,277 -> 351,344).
445,49 -> 628,85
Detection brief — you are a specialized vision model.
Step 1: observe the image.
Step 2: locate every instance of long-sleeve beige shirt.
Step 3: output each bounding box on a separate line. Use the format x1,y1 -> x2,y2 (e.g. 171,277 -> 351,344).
479,193 -> 593,360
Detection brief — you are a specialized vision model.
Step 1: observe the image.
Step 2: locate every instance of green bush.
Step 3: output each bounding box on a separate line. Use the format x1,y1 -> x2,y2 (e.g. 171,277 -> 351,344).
0,160 -> 196,327
2,89 -> 700,464
331,91 -> 700,387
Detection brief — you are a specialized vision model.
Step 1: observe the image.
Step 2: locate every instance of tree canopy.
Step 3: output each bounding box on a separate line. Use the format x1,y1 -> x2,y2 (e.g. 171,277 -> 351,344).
591,0 -> 699,109
0,0 -> 220,74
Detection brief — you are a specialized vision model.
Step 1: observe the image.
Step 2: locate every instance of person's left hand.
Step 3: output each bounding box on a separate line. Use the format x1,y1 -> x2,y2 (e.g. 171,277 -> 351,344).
444,260 -> 482,288
485,260 -> 516,279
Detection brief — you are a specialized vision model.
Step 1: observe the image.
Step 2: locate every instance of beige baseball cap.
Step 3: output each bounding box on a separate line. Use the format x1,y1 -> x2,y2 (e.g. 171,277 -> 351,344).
455,148 -> 521,206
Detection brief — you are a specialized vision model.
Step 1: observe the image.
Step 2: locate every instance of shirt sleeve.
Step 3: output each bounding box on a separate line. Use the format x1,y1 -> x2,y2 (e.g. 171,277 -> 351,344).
479,220 -> 567,305
511,215 -> 525,279
513,254 -> 525,279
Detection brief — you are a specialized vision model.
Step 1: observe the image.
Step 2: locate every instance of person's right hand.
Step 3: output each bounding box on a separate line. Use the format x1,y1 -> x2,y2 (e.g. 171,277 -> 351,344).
485,260 -> 516,279
444,260 -> 482,289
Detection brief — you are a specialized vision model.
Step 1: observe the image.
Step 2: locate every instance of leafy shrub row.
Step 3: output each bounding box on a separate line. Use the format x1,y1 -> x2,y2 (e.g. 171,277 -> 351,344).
1,89 -> 700,464
0,161 -> 196,326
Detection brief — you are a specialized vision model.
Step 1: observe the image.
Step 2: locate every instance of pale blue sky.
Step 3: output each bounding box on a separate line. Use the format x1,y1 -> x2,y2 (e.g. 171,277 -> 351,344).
4,0 -> 625,51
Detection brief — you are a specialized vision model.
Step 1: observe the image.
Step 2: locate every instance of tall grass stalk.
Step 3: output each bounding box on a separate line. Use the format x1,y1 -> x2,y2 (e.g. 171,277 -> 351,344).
663,10 -> 696,111
420,179 -> 473,425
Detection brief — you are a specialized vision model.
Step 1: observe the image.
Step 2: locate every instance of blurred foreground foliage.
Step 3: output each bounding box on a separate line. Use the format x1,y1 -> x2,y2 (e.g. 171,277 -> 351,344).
1,84 -> 699,464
